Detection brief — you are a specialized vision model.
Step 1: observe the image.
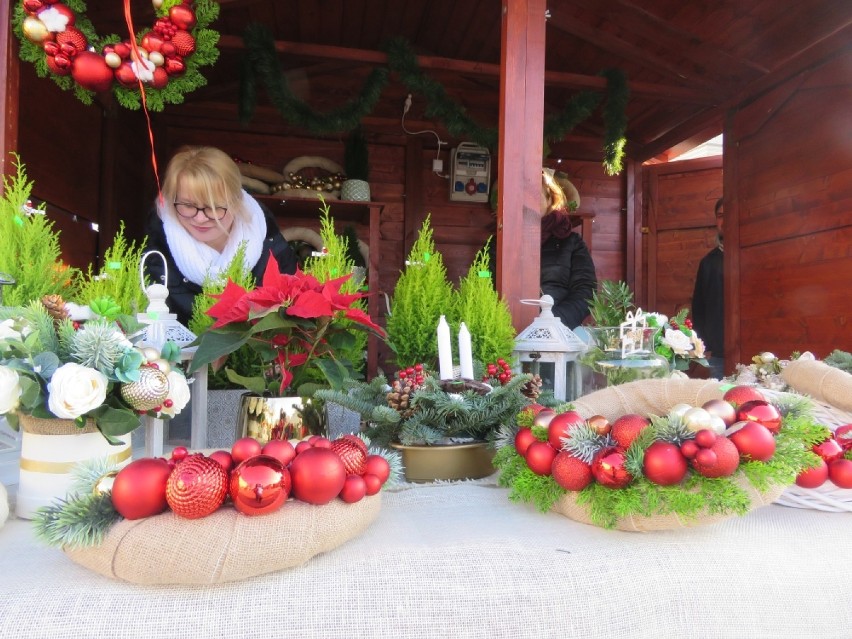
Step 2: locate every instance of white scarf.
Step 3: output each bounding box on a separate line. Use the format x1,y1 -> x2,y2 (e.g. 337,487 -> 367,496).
159,190 -> 266,286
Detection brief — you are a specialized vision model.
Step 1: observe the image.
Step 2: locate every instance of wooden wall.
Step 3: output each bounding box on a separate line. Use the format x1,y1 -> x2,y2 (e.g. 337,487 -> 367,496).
726,50 -> 852,364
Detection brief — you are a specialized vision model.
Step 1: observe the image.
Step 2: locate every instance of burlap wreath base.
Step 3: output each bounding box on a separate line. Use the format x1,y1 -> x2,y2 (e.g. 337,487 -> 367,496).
64,495 -> 381,585
550,378 -> 787,532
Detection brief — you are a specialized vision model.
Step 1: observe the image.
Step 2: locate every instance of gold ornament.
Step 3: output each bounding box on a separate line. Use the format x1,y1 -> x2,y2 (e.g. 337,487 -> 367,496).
104,52 -> 122,69
121,366 -> 170,411
150,358 -> 172,375
93,471 -> 119,496
141,346 -> 161,363
22,17 -> 50,43
152,0 -> 164,8
148,51 -> 165,67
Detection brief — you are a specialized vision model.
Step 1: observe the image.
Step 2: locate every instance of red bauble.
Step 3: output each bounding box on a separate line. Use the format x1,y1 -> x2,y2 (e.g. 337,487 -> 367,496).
680,439 -> 699,459
312,437 -> 332,449
812,438 -> 844,464
691,436 -> 740,478
514,427 -> 537,456
736,400 -> 782,435
642,441 -> 688,486
164,56 -> 186,76
55,26 -> 87,51
363,455 -> 391,484
261,439 -> 296,466
532,409 -> 556,429
295,440 -> 313,455
592,448 -> 632,488
547,410 -> 585,450
551,451 -> 593,491
702,398 -> 737,427
229,455 -> 290,516
111,457 -> 172,520
46,54 -> 71,76
610,414 -> 651,449
330,437 -> 367,475
166,454 -> 228,519
140,32 -> 164,53
169,4 -> 197,30
151,67 -> 169,89
114,61 -> 138,88
170,30 -> 196,57
231,437 -> 263,465
171,446 -> 188,463
834,425 -> 852,451
362,473 -> 382,496
723,385 -> 766,408
209,450 -> 234,473
525,441 -> 557,476
342,434 -> 368,454
694,429 -> 717,449
727,421 -> 776,461
796,458 -> 829,488
827,458 -> 852,488
520,403 -> 548,418
339,474 -> 367,503
23,0 -> 45,15
70,51 -> 114,92
289,447 -> 347,505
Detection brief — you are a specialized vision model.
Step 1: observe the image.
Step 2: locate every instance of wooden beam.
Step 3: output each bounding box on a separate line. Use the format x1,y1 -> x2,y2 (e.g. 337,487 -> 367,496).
1,0 -> 20,176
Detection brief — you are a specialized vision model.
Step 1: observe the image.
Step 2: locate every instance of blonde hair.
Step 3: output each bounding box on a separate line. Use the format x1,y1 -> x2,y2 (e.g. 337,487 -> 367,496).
160,146 -> 246,229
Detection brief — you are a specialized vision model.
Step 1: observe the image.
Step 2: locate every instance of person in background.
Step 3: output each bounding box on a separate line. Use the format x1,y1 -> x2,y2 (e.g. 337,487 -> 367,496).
691,197 -> 725,379
144,146 -> 298,325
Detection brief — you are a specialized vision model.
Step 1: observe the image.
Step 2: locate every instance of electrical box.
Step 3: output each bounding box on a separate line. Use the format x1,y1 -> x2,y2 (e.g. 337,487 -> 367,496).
449,143 -> 491,203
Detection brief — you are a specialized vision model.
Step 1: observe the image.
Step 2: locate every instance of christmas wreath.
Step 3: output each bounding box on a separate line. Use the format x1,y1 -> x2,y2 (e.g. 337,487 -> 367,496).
494,379 -> 827,531
13,0 -> 220,111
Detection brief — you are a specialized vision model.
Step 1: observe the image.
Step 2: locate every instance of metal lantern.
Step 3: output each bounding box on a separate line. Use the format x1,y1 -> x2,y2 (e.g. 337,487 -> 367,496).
512,295 -> 588,402
0,272 -> 14,305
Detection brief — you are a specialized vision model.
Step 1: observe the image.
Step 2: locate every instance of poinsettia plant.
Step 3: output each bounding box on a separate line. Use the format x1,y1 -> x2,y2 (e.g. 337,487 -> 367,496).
188,255 -> 386,396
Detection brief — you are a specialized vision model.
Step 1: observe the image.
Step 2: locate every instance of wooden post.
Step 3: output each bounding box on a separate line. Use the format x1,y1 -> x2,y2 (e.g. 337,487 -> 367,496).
1,0 -> 21,175
497,0 -> 547,333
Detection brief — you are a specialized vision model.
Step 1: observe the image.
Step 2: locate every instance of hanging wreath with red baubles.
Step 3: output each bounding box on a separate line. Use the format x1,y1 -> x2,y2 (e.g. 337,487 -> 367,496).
13,0 -> 220,111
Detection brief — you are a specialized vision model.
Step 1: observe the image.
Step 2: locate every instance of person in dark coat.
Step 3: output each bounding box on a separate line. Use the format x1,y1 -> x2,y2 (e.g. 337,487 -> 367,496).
144,146 -> 298,325
691,197 -> 725,379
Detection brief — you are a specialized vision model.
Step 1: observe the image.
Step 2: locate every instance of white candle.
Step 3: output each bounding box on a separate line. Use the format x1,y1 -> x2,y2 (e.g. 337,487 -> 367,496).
437,315 -> 454,380
458,322 -> 474,380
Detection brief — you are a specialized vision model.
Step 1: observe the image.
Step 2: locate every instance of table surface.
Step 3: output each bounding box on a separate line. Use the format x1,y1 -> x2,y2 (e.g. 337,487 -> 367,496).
1,477 -> 851,639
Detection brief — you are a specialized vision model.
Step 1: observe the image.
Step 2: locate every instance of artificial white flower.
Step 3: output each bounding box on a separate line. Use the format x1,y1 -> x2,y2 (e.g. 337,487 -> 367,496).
644,312 -> 668,327
47,363 -> 108,419
690,333 -> 706,358
662,328 -> 693,356
38,7 -> 71,32
157,371 -> 191,418
0,366 -> 23,414
0,319 -> 22,345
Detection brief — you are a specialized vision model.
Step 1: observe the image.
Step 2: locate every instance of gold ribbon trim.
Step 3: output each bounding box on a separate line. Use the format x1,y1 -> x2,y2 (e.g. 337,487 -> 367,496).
20,448 -> 131,474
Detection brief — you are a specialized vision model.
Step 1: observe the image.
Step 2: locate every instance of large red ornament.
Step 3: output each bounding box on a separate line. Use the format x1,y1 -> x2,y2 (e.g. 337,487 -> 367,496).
363,454 -> 391,485
261,439 -> 296,466
611,414 -> 650,448
70,51 -> 114,92
166,454 -> 229,518
289,447 -> 347,505
231,437 -> 263,465
642,441 -> 688,486
592,447 -> 632,489
111,457 -> 172,520
736,400 -> 782,435
551,451 -> 593,491
547,411 -> 585,450
525,441 -> 557,476
827,458 -> 852,489
229,455 -> 291,516
796,458 -> 829,488
330,437 -> 367,475
812,438 -> 844,464
690,436 -> 740,478
169,4 -> 197,30
723,385 -> 766,408
514,427 -> 537,456
727,421 -> 776,461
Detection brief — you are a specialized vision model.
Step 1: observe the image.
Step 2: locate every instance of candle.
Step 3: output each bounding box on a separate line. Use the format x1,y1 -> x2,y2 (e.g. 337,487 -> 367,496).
437,315 -> 454,380
458,322 -> 474,380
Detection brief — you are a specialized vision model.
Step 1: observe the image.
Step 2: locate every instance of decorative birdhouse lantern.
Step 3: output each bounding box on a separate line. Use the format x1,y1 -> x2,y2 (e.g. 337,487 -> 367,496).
512,295 -> 588,402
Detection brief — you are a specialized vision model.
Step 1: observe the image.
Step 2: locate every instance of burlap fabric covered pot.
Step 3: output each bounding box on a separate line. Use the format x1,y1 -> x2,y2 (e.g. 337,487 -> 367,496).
550,378 -> 786,532
782,359 -> 852,413
65,494 -> 381,584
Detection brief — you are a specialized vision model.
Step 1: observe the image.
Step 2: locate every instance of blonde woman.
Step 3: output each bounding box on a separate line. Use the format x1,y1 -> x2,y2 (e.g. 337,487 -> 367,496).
144,146 -> 297,324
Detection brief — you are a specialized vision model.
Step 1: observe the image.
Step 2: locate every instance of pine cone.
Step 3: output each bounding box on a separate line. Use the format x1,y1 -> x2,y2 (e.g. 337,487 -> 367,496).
41,294 -> 69,322
521,374 -> 543,400
387,379 -> 417,419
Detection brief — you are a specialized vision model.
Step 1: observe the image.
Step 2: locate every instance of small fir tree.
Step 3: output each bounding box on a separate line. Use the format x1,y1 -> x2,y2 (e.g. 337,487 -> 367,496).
76,222 -> 147,315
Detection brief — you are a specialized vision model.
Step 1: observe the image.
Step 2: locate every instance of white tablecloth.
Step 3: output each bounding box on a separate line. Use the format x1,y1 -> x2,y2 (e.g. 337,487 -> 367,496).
1,478 -> 850,639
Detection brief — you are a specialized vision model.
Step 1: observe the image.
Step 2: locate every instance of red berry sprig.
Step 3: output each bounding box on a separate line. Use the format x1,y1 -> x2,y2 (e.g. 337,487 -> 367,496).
397,363 -> 425,386
483,358 -> 513,385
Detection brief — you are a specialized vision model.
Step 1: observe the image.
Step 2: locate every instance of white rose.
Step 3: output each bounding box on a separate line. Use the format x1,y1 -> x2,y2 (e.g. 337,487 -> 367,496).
0,366 -> 23,414
158,371 -> 191,418
0,319 -> 21,341
644,312 -> 668,327
662,328 -> 693,356
47,363 -> 108,419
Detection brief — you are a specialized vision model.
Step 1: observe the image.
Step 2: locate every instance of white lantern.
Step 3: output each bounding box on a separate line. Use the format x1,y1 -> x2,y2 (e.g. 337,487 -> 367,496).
512,295 -> 588,402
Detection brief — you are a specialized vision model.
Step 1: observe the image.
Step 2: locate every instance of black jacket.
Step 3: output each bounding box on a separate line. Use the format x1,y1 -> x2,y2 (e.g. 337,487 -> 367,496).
540,233 -> 597,328
144,205 -> 298,326
691,246 -> 724,357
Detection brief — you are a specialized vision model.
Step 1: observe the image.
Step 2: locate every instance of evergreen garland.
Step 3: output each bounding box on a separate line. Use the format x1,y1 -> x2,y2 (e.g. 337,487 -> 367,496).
825,349 -> 852,373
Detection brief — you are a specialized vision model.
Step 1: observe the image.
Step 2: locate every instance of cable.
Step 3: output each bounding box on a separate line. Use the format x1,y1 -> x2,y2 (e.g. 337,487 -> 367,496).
401,94 -> 449,178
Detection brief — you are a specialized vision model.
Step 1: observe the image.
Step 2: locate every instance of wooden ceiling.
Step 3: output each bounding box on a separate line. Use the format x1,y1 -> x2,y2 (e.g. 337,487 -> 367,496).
84,0 -> 852,162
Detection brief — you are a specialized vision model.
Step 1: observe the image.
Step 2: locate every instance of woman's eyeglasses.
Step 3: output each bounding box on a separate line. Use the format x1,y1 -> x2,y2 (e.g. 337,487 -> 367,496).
174,201 -> 228,220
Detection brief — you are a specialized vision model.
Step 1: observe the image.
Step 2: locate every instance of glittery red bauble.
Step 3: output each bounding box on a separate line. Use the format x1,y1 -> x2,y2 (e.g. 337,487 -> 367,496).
339,474 -> 367,503
363,454 -> 391,484
722,385 -> 766,408
736,400 -> 782,435
261,439 -> 296,466
547,410 -> 585,450
229,455 -> 291,516
514,427 -> 537,456
642,441 -> 688,486
796,458 -> 829,488
812,438 -> 844,463
525,441 -> 557,476
166,454 -> 228,518
343,434 -> 368,454
691,436 -> 740,478
231,437 -> 263,465
728,421 -> 776,461
330,437 -> 367,475
290,447 -> 347,505
170,30 -> 196,57
362,473 -> 382,495
610,414 -> 651,449
169,4 -> 197,30
71,51 -> 114,92
827,458 -> 852,489
551,451 -> 593,491
111,457 -> 172,519
592,447 -> 633,489
55,26 -> 86,51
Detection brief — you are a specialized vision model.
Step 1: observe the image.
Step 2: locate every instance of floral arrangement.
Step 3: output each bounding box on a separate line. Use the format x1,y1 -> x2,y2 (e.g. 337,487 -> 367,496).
0,299 -> 190,441
645,308 -> 707,371
188,255 -> 385,397
494,385 -> 826,529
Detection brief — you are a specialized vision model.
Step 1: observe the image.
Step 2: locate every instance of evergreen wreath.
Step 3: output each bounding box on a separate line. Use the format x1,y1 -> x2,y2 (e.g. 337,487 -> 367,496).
239,29 -> 629,174
13,0 -> 220,111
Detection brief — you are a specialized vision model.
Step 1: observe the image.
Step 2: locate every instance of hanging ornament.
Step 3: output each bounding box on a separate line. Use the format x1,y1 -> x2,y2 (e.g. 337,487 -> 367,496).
592,447 -> 633,488
120,365 -> 169,411
289,447 -> 347,505
166,454 -> 229,519
229,455 -> 291,516
111,457 -> 173,520
168,4 -> 197,30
